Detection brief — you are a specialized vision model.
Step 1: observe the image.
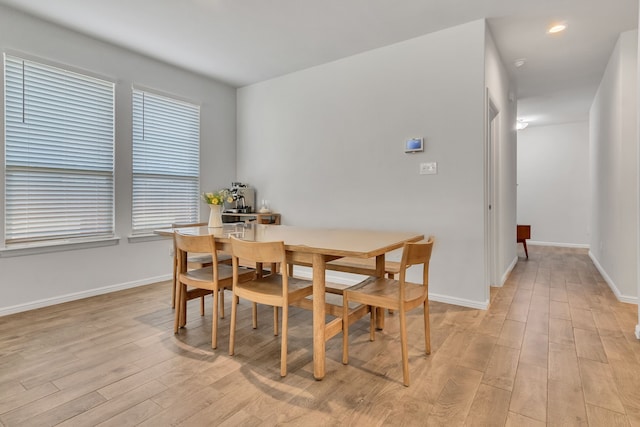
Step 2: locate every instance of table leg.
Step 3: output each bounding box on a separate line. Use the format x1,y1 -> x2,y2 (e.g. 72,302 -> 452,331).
312,253 -> 326,380
375,254 -> 385,330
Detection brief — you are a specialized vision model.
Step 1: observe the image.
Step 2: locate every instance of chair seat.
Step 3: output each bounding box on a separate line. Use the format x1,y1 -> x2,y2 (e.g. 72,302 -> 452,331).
235,274 -> 313,306
346,276 -> 426,310
183,264 -> 254,286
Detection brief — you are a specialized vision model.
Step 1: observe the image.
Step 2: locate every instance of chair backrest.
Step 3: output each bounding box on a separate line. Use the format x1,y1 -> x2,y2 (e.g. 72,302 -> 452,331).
174,232 -> 220,276
399,236 -> 435,299
230,237 -> 286,265
230,237 -> 289,295
171,223 -> 207,252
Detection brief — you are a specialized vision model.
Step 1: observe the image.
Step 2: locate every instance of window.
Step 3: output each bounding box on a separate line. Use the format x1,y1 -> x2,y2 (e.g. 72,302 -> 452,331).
4,54 -> 115,246
132,89 -> 200,234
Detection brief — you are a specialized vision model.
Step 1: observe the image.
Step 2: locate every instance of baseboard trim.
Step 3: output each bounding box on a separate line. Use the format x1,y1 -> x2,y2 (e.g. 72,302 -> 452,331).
588,251 -> 638,305
0,274 -> 171,317
429,293 -> 489,310
497,256 -> 519,287
528,240 -> 590,249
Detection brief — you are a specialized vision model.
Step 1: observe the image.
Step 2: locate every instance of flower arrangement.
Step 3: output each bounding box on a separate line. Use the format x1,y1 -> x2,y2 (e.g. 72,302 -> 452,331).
202,189 -> 234,205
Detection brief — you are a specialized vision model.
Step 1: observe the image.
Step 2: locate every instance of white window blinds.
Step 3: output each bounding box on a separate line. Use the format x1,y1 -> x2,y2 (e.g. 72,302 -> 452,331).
132,90 -> 200,234
4,55 -> 115,245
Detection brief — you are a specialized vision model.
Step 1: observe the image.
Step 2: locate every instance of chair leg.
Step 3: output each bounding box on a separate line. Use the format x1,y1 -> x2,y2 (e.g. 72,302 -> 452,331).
399,310 -> 410,387
376,307 -> 385,330
342,293 -> 349,364
273,307 -> 279,336
171,253 -> 178,308
424,300 -> 431,355
280,304 -> 288,377
252,303 -> 258,329
219,289 -> 225,319
180,285 -> 187,327
229,292 -> 238,356
200,296 -> 205,316
173,283 -> 184,334
212,287 -> 219,349
369,307 -> 376,341
387,274 -> 395,315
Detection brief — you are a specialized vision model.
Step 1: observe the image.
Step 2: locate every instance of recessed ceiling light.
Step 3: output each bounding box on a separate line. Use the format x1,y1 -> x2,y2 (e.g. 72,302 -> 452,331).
547,23 -> 567,34
514,59 -> 526,68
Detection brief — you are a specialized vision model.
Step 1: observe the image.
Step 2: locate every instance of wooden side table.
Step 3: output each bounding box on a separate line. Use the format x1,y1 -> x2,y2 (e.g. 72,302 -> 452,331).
517,225 -> 531,258
222,212 -> 281,225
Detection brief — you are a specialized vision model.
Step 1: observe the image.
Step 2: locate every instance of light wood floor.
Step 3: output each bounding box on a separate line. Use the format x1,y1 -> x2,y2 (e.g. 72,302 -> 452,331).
1,245 -> 640,426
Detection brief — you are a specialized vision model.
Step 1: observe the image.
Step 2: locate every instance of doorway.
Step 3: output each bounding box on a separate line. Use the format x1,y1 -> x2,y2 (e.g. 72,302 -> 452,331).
485,91 -> 500,300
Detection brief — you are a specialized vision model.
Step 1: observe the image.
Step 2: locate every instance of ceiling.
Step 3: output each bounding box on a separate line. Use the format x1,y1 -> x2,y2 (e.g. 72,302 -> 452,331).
0,0 -> 637,127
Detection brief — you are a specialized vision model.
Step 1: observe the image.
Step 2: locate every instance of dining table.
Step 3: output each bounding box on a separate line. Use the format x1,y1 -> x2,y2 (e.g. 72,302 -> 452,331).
156,222 -> 424,380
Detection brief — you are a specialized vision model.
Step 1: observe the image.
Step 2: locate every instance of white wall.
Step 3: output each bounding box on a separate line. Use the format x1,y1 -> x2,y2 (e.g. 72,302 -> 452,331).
0,6 -> 237,314
590,29 -> 638,303
485,26 -> 518,286
517,122 -> 590,246
637,9 -> 640,339
237,20 -> 515,308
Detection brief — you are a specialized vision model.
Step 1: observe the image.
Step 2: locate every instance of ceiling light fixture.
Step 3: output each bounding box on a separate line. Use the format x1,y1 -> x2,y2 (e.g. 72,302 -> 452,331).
514,58 -> 526,68
516,120 -> 529,131
547,23 -> 567,34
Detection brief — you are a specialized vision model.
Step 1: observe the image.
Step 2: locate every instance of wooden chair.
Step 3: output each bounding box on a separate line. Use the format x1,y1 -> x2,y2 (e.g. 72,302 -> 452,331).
174,231 -> 254,348
228,237 -> 313,377
342,237 -> 434,386
171,222 -> 232,312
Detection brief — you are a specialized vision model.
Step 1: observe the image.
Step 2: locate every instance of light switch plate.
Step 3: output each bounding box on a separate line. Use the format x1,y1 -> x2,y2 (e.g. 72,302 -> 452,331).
420,162 -> 437,175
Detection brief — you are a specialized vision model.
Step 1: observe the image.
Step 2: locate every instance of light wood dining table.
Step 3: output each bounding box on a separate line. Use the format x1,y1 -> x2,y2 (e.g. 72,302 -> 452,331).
156,223 -> 424,380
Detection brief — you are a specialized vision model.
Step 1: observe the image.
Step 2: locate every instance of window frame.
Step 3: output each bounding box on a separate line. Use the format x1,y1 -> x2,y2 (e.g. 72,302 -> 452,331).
131,87 -> 201,236
3,52 -> 116,250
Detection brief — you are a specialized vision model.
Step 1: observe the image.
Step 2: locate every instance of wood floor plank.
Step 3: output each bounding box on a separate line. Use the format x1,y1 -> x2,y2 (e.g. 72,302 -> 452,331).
586,404 -> 631,427
481,345 -> 520,391
570,307 -> 597,331
427,366 -> 483,426
579,358 -> 625,414
549,287 -> 568,303
549,300 -> 572,320
0,382 -> 59,415
549,317 -> 575,346
547,379 -> 588,426
9,392 -> 107,427
496,320 -> 526,350
573,327 -> 608,363
458,334 -> 497,372
55,381 -> 167,427
509,363 -> 547,423
505,411 -> 546,427
519,330 -> 548,369
464,384 -> 510,426
608,359 -> 640,412
549,342 -> 581,387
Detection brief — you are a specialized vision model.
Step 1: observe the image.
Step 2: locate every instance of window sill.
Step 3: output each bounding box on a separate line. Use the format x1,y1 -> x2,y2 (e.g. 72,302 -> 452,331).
0,236 -> 121,258
127,234 -> 168,243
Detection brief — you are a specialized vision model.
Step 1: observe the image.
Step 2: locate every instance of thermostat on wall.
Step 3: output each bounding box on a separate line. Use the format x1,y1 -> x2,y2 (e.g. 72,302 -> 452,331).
404,137 -> 424,153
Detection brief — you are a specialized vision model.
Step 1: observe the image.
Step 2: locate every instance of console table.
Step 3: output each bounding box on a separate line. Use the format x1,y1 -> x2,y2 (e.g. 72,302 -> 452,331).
222,212 -> 281,225
517,224 -> 531,258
